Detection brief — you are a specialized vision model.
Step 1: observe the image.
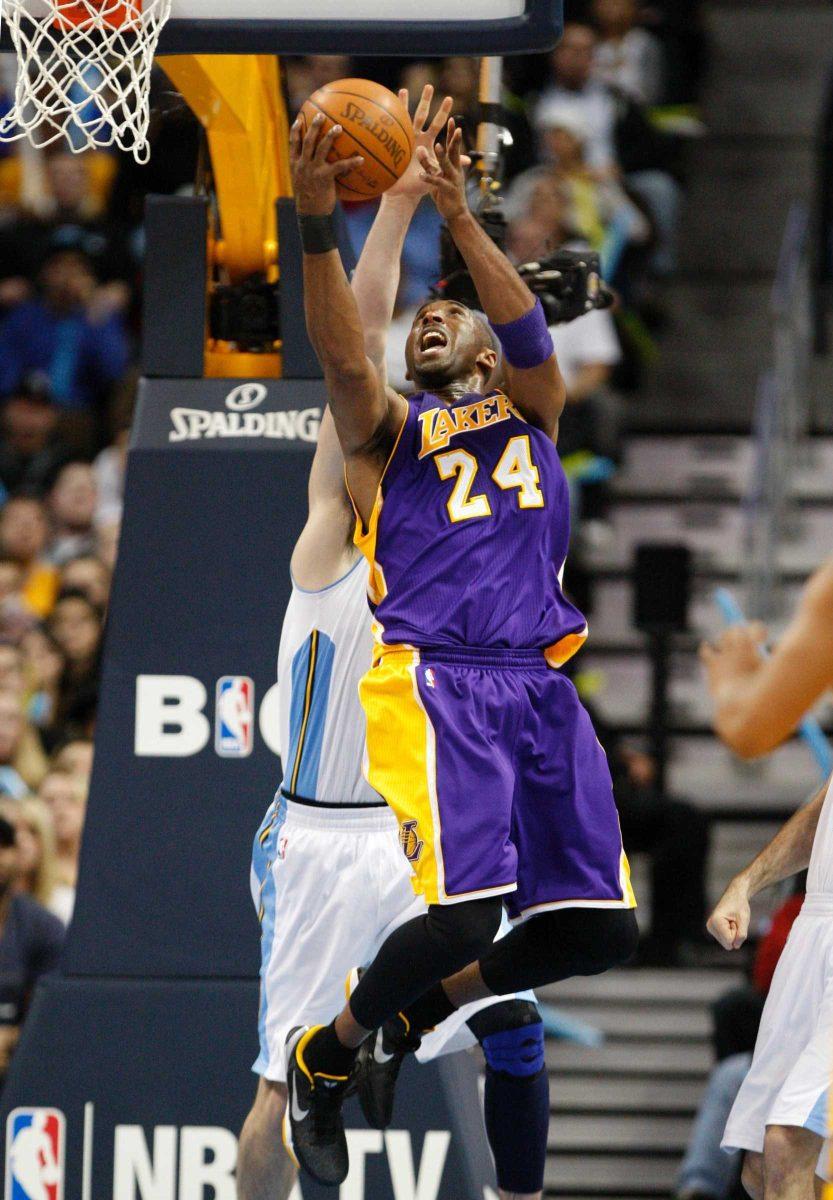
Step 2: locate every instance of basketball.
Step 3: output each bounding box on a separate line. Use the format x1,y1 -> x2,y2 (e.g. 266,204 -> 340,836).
299,77 -> 414,200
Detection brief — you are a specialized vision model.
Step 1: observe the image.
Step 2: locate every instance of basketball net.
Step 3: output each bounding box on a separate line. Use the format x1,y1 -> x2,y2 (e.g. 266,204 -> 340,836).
0,0 -> 172,162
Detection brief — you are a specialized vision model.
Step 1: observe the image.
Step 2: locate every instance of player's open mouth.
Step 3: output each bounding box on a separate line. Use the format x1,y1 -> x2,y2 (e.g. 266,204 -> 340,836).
419,329 -> 448,353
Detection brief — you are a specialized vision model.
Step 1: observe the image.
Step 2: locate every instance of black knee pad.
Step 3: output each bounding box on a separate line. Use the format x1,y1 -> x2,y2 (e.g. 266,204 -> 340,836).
424,896 -> 503,962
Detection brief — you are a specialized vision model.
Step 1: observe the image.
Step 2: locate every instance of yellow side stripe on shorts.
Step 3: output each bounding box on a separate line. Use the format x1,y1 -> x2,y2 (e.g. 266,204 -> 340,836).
289,629 -> 319,795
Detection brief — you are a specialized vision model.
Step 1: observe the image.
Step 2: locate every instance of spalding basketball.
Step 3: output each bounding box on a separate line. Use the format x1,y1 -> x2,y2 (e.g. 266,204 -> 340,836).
299,78 -> 414,200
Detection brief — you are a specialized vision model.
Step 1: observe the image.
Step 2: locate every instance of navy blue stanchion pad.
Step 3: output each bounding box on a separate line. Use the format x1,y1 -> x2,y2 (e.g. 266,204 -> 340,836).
65,378 -> 322,978
0,978 -> 496,1198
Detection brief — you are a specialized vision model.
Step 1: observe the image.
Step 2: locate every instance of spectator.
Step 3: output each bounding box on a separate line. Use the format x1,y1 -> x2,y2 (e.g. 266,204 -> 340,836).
37,770 -> 87,922
535,22 -> 681,278
59,555 -> 111,610
535,24 -> 618,173
0,643 -> 25,696
0,495 -> 59,619
9,795 -> 69,924
0,558 -> 34,643
46,462 -> 98,567
0,150 -> 134,301
0,246 -> 131,418
93,432 -> 127,529
95,520 -> 120,573
507,113 -> 650,283
0,806 -> 64,1084
0,690 -> 48,798
591,0 -> 665,106
0,380 -> 71,497
20,626 -> 65,734
50,736 -> 94,781
47,590 -> 103,737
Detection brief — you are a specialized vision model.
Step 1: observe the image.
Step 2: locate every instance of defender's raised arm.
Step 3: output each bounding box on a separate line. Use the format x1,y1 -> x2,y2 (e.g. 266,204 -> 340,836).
418,119 -> 567,438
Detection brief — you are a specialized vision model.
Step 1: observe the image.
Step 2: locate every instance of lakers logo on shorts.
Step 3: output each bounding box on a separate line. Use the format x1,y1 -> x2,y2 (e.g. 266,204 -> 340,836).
399,819 -> 424,864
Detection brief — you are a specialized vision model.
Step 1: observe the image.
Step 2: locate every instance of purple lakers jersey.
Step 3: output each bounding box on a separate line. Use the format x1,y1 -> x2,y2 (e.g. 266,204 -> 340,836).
353,389 -> 588,665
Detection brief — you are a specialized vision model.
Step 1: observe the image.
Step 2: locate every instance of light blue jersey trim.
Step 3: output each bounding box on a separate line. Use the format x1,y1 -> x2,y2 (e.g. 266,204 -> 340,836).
289,554 -> 363,596
295,634 -> 334,798
283,631 -> 335,800
804,1088 -> 829,1138
252,793 -> 287,1075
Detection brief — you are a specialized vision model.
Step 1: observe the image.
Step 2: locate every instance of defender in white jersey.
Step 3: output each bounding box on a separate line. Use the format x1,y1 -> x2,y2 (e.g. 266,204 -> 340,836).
237,87 -> 550,1200
701,556 -> 833,1200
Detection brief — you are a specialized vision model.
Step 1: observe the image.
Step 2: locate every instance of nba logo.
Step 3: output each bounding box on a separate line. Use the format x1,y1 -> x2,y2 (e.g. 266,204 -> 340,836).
215,676 -> 254,757
5,1108 -> 65,1200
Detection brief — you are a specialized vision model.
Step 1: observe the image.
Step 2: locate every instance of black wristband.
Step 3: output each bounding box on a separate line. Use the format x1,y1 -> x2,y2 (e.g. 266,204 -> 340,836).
297,212 -> 337,255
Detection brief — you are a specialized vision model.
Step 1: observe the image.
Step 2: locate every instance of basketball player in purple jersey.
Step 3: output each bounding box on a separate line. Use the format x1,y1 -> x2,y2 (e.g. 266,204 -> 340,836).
286,113 -> 638,1187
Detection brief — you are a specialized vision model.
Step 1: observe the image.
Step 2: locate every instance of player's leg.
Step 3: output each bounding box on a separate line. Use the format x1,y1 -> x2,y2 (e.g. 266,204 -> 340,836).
762,1125 -> 822,1199
287,652 -> 519,1177
467,999 -> 548,1200
742,1151 -> 764,1200
238,1079 -> 296,1200
389,906 -> 638,1030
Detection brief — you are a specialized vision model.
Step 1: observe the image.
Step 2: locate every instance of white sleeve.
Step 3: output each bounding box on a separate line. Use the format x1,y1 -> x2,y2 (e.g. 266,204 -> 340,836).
566,308 -> 622,367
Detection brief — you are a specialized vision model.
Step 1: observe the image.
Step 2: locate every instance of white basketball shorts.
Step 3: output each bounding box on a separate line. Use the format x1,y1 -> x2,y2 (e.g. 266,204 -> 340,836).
251,794 -> 525,1082
722,894 -> 833,1177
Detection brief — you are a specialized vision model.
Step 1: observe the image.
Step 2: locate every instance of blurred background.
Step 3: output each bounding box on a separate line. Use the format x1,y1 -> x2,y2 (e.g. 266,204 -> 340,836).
0,1 -> 832,1196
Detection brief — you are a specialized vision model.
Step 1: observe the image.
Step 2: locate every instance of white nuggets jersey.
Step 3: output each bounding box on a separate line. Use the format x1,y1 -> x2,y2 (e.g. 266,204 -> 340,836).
278,557 -> 379,805
807,773 -> 833,895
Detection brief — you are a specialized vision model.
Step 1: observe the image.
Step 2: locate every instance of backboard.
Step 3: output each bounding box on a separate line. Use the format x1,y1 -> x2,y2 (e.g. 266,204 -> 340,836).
156,0 -> 562,55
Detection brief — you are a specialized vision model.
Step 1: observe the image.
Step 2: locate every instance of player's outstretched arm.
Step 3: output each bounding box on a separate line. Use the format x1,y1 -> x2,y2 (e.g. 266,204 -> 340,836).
700,557 -> 833,758
290,115 -> 407,524
707,778 -> 828,949
418,119 -> 566,439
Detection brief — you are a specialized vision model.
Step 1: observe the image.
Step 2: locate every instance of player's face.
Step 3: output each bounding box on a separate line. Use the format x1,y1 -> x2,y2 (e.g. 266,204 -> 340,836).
406,300 -> 491,391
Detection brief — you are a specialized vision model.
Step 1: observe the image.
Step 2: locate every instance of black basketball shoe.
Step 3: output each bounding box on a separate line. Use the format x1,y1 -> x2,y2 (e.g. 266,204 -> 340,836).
348,968 -> 423,1129
283,1025 -> 350,1186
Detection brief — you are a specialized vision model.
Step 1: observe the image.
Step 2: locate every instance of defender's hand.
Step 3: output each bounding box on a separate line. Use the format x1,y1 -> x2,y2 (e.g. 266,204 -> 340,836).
707,877 -> 752,950
417,118 -> 469,222
387,87 -> 470,202
700,623 -> 767,700
290,113 -> 364,217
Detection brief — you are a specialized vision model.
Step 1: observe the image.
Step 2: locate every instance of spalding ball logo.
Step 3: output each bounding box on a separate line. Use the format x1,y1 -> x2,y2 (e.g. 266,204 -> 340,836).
225,383 -> 268,412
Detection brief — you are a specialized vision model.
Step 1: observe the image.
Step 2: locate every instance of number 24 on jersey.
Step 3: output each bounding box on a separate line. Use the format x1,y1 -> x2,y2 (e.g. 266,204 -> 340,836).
435,435 -> 544,523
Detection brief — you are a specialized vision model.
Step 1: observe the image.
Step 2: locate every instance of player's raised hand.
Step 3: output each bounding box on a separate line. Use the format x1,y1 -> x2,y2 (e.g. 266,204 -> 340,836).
700,622 -> 768,698
417,117 -> 469,222
706,875 -> 752,950
290,113 -> 364,216
387,87 -> 470,201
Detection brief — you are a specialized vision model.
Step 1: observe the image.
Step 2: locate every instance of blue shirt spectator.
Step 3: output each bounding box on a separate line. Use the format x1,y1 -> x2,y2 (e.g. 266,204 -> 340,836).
0,249 -> 129,413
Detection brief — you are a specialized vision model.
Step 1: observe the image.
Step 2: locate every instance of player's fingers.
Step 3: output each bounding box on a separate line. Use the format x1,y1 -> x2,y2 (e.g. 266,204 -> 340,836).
413,83 -> 434,132
706,913 -> 733,950
289,119 -> 303,159
448,124 -> 464,169
331,156 -> 363,176
314,123 -> 342,163
301,112 -> 325,160
416,145 -> 441,173
427,94 -> 453,140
